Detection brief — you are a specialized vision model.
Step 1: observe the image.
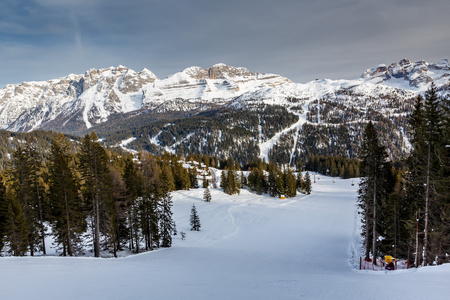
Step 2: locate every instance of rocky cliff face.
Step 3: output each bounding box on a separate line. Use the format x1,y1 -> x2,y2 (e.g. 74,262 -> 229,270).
0,60 -> 448,133
362,58 -> 449,88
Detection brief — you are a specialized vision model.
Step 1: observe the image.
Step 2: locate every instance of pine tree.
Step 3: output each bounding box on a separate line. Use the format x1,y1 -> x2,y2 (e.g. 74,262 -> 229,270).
4,197 -> 29,256
303,172 -> 312,195
159,193 -> 174,247
220,170 -> 228,193
78,132 -> 113,257
9,144 -> 41,255
357,121 -> 389,263
27,139 -> 46,255
108,163 -> 128,257
173,161 -> 190,190
48,134 -> 86,256
140,153 -> 162,251
190,204 -> 201,231
204,187 -> 211,202
202,175 -> 209,189
227,168 -> 240,195
421,84 -> 444,266
247,167 -> 265,195
283,168 -> 297,198
189,167 -> 199,189
267,162 -> 280,197
122,156 -> 144,253
407,85 -> 447,265
296,172 -> 303,192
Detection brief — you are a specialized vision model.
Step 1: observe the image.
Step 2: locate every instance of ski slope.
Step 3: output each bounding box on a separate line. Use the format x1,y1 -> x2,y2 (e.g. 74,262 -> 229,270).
1,176 -> 449,299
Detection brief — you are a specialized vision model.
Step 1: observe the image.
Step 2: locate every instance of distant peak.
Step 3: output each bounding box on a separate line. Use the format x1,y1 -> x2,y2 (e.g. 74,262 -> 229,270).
212,63 -> 227,68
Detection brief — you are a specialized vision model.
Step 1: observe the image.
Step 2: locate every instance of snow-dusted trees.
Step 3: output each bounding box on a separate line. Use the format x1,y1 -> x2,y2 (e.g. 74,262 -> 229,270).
220,158 -> 240,195
159,193 -> 174,247
203,187 -> 211,202
190,204 -> 201,231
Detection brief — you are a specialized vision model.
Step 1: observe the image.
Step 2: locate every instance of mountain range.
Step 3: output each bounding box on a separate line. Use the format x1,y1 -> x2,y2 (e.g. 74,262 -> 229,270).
0,59 -> 448,165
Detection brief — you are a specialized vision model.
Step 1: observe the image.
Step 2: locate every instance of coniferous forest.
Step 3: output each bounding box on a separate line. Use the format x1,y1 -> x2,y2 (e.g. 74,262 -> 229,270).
358,85 -> 449,266
0,131 -> 317,257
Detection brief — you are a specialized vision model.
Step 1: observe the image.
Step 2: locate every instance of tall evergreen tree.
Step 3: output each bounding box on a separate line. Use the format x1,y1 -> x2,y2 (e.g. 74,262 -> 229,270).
407,85 -> 447,265
190,204 -> 201,231
108,163 -> 128,257
159,193 -> 174,247
203,187 -> 212,202
27,139 -> 46,255
357,121 -> 389,263
9,144 -> 41,255
4,197 -> 29,256
140,153 -> 161,251
48,134 -> 86,256
303,172 -> 312,195
283,168 -> 297,198
267,162 -> 280,197
189,167 -> 199,189
122,156 -> 144,253
173,161 -> 190,190
78,132 -> 112,257
247,167 -> 266,195
227,168 -> 240,195
220,170 -> 228,194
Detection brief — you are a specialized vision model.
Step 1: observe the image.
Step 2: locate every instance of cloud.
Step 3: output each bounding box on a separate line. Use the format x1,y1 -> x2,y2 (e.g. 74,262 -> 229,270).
0,0 -> 449,87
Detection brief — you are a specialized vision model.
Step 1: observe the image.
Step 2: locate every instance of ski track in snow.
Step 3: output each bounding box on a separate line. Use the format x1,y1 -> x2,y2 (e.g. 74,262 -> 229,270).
1,176 -> 449,300
259,101 -> 311,163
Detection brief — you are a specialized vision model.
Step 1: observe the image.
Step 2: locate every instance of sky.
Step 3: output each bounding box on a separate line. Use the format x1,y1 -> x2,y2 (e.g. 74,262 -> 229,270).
0,0 -> 449,88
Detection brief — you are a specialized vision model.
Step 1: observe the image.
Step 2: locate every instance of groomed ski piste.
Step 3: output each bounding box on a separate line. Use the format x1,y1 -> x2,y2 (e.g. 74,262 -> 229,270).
1,175 -> 449,299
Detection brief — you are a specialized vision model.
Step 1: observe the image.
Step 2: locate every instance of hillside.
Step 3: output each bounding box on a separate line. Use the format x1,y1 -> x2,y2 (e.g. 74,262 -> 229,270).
0,59 -> 448,165
0,176 -> 448,299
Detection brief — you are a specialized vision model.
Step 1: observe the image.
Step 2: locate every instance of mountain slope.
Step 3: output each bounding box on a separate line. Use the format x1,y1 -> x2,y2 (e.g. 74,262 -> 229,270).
0,59 -> 448,164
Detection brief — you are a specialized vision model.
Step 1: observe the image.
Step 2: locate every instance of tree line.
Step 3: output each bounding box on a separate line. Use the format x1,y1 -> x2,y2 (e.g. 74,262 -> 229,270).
0,132 -> 314,257
358,85 -> 449,266
219,157 -> 312,198
0,133 -> 181,257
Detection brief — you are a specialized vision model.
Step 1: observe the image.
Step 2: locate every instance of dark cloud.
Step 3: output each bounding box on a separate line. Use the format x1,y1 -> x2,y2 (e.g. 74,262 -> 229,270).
1,0 -> 449,87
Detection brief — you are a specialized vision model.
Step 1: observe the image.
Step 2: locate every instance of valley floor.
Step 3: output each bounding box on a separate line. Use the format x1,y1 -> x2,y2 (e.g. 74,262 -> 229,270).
0,176 -> 449,299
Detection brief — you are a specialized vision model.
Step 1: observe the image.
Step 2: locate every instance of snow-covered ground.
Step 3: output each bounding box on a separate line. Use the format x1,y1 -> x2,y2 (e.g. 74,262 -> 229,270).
1,176 -> 449,299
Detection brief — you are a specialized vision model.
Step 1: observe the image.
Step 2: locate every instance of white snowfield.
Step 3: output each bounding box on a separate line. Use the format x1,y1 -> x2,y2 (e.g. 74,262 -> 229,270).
1,176 -> 449,300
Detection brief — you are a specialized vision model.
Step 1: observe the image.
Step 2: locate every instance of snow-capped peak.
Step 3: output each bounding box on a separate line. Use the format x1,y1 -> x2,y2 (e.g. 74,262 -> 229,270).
0,59 -> 448,133
361,58 -> 450,89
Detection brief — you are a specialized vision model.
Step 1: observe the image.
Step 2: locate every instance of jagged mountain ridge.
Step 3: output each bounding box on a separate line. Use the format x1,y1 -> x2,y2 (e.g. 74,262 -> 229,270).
0,63 -> 290,132
0,59 -> 448,164
1,59 -> 448,134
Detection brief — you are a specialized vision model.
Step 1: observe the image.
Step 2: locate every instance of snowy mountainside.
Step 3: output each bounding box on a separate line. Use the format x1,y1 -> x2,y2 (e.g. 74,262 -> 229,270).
99,59 -> 448,163
141,63 -> 291,112
0,59 -> 448,163
0,64 -> 290,132
1,66 -> 157,132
